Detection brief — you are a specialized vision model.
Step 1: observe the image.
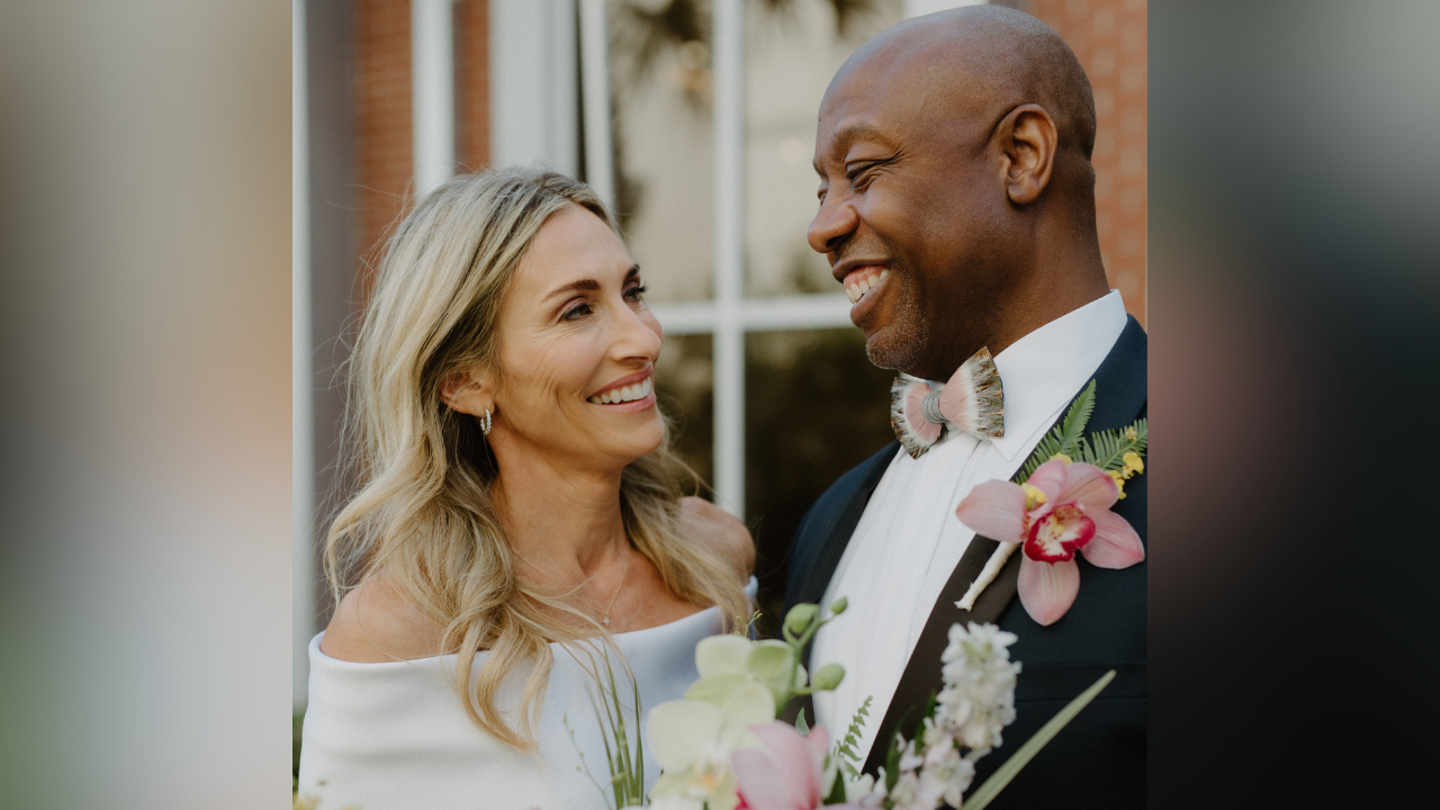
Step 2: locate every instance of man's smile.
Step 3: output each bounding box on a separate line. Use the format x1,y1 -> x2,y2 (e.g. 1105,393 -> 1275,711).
842,265 -> 890,304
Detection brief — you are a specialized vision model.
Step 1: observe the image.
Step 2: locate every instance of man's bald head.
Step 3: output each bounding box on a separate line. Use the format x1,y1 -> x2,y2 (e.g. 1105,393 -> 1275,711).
830,5 -> 1097,164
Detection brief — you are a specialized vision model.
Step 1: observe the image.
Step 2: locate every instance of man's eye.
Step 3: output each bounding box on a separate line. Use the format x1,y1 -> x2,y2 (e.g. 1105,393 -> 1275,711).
846,163 -> 873,183
561,302 -> 592,321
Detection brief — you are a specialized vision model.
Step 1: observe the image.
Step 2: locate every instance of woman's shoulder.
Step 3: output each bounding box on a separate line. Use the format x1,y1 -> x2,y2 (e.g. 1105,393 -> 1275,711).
679,496 -> 755,579
319,570 -> 448,663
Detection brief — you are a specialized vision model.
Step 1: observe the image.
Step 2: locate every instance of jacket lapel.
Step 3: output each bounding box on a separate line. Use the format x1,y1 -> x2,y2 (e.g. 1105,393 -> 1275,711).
860,317 -> 1148,774
786,441 -> 899,614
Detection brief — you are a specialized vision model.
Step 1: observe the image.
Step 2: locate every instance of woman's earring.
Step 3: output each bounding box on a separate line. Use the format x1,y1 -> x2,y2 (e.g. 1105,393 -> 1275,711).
480,408 -> 492,436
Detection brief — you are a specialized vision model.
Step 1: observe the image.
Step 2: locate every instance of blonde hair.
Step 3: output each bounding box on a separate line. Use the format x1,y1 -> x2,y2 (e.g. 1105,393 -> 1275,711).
325,168 -> 749,749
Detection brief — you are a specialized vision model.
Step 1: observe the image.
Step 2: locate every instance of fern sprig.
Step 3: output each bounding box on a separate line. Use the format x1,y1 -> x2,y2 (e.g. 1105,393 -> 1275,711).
1018,381 -> 1096,482
833,695 -> 872,777
1074,418 -> 1147,472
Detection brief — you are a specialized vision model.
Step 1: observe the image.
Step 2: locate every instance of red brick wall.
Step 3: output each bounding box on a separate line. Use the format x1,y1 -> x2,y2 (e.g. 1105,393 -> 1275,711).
457,0 -> 491,172
1028,0 -> 1147,326
354,0 -> 414,292
353,0 -> 490,294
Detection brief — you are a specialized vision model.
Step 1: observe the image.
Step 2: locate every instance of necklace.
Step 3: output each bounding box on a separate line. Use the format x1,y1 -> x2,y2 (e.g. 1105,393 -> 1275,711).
598,548 -> 632,627
512,544 -> 633,628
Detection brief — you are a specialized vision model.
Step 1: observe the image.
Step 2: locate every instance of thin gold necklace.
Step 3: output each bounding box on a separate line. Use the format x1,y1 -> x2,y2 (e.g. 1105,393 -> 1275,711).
512,543 -> 633,628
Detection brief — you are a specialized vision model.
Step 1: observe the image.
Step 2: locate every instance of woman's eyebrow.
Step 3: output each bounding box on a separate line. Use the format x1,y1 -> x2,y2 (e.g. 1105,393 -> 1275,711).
543,278 -> 601,301
544,265 -> 639,302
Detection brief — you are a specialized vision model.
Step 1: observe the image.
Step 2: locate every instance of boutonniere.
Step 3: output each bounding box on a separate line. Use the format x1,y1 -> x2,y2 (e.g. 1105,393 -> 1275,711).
953,380 -> 1147,626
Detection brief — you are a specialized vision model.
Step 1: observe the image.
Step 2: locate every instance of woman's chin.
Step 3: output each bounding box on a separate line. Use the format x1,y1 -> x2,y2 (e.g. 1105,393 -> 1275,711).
623,418 -> 666,461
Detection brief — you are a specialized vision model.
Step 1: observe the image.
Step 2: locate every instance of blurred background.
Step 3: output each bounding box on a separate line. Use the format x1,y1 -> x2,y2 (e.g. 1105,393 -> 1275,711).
293,0 -> 1148,721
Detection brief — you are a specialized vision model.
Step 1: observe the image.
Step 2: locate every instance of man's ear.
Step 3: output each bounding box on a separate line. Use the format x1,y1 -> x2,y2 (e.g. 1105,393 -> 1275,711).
997,104 -> 1057,206
439,368 -> 495,418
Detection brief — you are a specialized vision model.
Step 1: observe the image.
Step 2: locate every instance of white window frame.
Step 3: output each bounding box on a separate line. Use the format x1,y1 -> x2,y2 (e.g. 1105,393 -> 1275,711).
601,1 -> 853,518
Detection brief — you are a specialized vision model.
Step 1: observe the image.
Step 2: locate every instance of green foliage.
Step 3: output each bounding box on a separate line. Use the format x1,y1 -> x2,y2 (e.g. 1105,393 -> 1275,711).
293,711 -> 304,780
1074,418 -> 1147,472
735,609 -> 764,637
833,695 -> 872,778
563,712 -> 612,807
1016,382 -> 1147,483
1059,380 -> 1096,450
884,728 -> 903,792
825,763 -> 850,805
1019,381 -> 1095,481
577,654 -> 647,810
785,599 -> 848,701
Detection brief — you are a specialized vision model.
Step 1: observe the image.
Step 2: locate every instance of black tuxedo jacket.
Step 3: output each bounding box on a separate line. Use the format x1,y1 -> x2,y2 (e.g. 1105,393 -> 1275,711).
783,317 -> 1147,809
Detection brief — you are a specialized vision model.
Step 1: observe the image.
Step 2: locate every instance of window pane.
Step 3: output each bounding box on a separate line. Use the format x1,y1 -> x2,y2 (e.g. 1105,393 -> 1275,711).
744,328 -> 897,634
744,1 -> 903,298
654,332 -> 715,485
609,6 -> 716,303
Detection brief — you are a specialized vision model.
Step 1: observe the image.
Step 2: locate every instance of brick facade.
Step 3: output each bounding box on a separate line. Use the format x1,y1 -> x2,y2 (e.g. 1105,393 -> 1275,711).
1028,0 -> 1148,325
354,0 -> 414,291
353,0 -> 490,292
456,0 -> 491,174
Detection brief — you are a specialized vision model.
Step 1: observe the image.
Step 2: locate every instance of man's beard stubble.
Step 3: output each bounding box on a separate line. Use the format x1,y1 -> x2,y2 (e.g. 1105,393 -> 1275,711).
857,253 -> 929,375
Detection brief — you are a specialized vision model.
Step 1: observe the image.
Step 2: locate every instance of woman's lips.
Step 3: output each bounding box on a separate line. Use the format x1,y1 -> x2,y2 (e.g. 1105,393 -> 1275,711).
587,374 -> 654,408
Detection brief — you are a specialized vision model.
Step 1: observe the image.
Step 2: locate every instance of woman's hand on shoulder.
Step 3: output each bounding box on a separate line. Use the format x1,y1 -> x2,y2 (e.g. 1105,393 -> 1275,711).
319,571 -> 446,663
680,495 -> 755,580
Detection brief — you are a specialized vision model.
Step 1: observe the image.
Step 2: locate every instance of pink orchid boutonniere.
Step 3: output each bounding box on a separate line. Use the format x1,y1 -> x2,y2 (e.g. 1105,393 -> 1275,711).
953,381 -> 1147,626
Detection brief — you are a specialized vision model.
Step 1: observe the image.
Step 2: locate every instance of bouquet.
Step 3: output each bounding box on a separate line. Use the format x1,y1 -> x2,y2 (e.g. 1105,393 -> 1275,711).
593,601 -> 1113,810
597,382 -> 1146,809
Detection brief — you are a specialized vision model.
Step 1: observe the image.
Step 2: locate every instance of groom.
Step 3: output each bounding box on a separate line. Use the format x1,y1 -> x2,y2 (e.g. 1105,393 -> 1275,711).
783,6 -> 1146,808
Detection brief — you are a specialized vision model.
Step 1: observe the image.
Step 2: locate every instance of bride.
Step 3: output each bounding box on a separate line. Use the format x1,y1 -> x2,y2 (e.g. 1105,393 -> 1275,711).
297,169 -> 755,809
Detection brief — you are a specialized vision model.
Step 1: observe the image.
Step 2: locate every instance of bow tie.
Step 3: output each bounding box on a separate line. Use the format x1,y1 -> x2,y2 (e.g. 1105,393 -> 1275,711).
889,347 -> 1005,459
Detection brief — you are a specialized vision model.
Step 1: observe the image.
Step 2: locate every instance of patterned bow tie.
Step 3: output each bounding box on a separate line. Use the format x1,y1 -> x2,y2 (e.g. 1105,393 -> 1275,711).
889,347 -> 1005,459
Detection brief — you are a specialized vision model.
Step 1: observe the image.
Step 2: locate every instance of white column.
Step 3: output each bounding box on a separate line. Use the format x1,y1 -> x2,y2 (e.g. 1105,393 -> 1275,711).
578,0 -> 615,211
490,0 -> 579,176
904,0 -> 988,19
712,0 -> 745,518
292,0 -> 314,712
412,0 -> 457,198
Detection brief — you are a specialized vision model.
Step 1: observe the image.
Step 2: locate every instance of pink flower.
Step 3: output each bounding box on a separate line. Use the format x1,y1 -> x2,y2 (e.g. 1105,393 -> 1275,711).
955,459 -> 1144,626
731,721 -> 865,810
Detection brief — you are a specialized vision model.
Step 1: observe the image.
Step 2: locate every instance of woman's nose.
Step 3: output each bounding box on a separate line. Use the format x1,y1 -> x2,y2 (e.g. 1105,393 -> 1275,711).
807,194 -> 858,255
611,304 -> 662,363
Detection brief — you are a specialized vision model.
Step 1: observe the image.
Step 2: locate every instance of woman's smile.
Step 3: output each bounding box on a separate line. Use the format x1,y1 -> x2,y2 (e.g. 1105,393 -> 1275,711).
586,367 -> 656,409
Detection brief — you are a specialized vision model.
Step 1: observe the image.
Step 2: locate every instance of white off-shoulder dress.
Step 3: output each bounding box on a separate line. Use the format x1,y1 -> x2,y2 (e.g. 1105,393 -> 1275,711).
297,578 -> 755,810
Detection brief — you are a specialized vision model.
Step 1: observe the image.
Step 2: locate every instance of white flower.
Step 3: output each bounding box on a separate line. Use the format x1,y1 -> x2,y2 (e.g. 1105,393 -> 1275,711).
887,770 -> 936,810
897,736 -> 926,773
920,717 -> 954,751
685,635 -> 807,713
935,622 -> 1020,755
646,683 -> 775,810
919,743 -> 976,808
845,772 -> 888,808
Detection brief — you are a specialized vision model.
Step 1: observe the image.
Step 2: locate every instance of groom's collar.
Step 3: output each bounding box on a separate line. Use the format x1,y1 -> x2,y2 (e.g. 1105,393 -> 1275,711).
981,290 -> 1128,463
